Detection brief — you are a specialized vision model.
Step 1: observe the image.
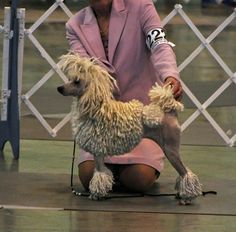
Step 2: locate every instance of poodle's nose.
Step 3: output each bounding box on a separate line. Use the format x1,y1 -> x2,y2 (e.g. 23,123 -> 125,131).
57,86 -> 64,95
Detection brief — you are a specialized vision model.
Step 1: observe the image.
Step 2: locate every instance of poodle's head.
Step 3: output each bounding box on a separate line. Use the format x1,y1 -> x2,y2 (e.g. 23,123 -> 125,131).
57,78 -> 86,97
57,53 -> 117,113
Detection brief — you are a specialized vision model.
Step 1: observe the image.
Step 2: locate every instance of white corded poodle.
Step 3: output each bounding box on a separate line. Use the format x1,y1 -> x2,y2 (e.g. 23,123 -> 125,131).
57,53 -> 202,204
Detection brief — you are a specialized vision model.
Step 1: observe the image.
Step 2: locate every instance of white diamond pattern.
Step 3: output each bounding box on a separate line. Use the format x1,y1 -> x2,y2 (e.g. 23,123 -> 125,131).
19,2 -> 235,146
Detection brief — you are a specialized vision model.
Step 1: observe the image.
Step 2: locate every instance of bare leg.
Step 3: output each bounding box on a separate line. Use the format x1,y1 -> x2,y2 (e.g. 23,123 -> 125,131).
119,164 -> 159,193
78,160 -> 95,191
79,161 -> 159,193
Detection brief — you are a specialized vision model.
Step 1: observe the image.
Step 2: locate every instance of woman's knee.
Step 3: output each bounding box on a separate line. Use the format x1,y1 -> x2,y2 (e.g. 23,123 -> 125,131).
78,162 -> 160,193
119,164 -> 159,193
78,160 -> 95,190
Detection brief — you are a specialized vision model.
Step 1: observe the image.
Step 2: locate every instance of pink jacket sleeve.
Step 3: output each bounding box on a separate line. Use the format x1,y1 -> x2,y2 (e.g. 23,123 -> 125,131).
140,0 -> 180,82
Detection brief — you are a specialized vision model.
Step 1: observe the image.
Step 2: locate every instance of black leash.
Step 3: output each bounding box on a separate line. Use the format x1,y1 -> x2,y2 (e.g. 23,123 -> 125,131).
70,139 -> 87,197
70,140 -> 217,199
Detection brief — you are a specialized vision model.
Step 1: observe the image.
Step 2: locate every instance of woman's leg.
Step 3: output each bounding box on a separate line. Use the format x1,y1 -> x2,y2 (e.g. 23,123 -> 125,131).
78,160 -> 119,191
79,161 -> 159,193
118,164 -> 160,193
78,160 -> 95,191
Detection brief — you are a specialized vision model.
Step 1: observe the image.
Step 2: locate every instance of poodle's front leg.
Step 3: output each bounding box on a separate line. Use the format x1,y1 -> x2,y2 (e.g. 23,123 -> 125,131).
161,111 -> 202,204
89,155 -> 114,200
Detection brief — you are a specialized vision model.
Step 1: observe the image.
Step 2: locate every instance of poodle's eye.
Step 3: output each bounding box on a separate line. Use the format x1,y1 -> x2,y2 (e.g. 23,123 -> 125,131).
74,80 -> 80,85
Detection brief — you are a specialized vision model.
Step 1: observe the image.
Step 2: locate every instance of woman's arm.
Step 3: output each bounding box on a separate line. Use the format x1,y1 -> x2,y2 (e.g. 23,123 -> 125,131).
140,0 -> 182,99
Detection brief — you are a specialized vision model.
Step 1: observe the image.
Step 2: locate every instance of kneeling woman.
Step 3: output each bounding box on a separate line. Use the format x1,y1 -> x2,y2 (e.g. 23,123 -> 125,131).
65,0 -> 182,192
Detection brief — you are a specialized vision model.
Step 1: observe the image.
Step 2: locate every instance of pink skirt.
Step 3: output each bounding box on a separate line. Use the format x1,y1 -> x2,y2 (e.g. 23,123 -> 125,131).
77,138 -> 165,172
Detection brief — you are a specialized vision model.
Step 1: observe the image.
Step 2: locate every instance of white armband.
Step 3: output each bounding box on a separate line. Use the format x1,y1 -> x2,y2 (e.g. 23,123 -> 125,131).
146,28 -> 175,53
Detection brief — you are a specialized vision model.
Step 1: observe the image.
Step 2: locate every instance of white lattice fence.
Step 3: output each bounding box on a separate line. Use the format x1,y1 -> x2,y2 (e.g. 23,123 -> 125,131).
18,1 -> 235,146
1,8 -> 12,121
163,5 -> 236,146
21,0 -> 73,137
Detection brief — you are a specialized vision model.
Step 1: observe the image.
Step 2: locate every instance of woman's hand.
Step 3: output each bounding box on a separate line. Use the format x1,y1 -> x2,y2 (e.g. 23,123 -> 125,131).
164,76 -> 183,101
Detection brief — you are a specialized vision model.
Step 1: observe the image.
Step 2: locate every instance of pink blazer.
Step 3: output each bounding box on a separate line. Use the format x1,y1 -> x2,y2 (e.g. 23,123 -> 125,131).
66,0 -> 179,104
65,0 -> 180,171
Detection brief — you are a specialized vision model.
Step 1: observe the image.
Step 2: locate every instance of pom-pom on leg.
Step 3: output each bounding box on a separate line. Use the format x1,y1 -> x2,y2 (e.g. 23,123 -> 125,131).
175,168 -> 203,205
89,168 -> 114,200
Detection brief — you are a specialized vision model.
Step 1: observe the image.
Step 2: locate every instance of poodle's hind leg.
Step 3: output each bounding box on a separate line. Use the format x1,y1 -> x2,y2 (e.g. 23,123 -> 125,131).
161,111 -> 202,204
89,155 -> 114,200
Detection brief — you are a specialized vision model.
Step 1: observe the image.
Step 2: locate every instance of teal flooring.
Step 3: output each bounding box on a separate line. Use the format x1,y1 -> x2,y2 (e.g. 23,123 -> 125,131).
1,139 -> 236,179
1,210 -> 236,232
0,140 -> 236,231
1,1 -> 236,147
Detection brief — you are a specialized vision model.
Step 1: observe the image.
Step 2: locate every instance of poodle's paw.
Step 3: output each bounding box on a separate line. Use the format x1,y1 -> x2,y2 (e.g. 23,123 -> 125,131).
179,199 -> 192,205
89,170 -> 114,201
175,169 -> 203,205
89,192 -> 108,201
176,194 -> 193,205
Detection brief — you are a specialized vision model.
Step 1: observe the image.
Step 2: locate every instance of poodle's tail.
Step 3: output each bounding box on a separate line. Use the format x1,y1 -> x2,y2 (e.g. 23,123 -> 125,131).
148,83 -> 184,112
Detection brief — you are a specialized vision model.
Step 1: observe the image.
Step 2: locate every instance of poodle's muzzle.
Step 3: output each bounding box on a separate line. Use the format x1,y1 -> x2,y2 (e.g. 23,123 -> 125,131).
57,84 -> 76,96
57,80 -> 86,97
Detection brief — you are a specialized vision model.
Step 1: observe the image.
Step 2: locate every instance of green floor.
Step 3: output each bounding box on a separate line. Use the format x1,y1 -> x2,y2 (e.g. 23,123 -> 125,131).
1,140 -> 236,231
1,210 -> 236,232
1,139 -> 236,179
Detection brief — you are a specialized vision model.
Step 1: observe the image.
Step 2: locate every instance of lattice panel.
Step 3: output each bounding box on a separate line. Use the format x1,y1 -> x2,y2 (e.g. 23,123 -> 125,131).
19,1 -> 235,146
162,5 -> 236,146
21,0 -> 73,137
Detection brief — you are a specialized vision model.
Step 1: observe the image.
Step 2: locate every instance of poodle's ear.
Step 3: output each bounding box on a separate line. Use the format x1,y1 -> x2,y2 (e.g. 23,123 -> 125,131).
58,53 -> 82,80
76,78 -> 87,95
